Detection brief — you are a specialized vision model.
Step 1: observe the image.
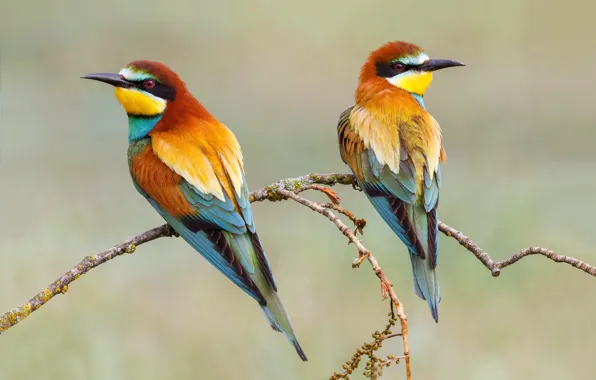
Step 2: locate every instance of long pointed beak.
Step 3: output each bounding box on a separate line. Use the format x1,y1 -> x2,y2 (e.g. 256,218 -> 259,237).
81,73 -> 134,88
419,59 -> 465,72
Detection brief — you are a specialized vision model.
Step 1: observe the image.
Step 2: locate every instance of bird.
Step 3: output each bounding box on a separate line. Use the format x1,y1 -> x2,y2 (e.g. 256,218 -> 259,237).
82,60 -> 307,360
336,41 -> 464,322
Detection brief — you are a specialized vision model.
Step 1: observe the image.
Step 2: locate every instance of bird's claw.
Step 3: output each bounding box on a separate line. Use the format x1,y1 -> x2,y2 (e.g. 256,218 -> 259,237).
165,224 -> 180,237
351,182 -> 362,192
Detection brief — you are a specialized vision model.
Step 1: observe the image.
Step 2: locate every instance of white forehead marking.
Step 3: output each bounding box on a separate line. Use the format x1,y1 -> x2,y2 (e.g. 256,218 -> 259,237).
398,52 -> 430,65
119,67 -> 155,81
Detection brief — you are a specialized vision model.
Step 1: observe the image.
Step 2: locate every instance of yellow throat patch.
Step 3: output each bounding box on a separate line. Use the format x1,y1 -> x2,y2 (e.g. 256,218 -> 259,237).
114,87 -> 166,116
388,71 -> 433,95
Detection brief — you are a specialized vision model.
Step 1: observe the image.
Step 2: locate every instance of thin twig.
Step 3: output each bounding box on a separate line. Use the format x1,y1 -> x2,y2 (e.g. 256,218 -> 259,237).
275,188 -> 412,380
0,225 -> 178,333
438,222 -> 596,277
381,333 -> 403,341
296,184 -> 342,204
321,203 -> 367,234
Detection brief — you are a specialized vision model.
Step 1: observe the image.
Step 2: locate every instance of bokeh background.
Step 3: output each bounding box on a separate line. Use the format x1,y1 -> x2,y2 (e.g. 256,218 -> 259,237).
2,1 -> 596,379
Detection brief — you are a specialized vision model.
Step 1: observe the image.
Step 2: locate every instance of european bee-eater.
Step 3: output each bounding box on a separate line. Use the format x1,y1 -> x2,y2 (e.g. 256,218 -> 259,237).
337,41 -> 463,322
82,61 -> 306,360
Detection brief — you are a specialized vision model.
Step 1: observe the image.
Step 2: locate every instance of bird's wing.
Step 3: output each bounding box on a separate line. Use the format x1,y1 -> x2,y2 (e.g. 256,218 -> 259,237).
337,107 -> 441,264
129,127 -> 276,304
338,106 -> 442,318
338,107 -> 417,202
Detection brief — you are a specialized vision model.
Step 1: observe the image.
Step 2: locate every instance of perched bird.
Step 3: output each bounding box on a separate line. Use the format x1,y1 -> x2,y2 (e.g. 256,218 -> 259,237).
82,61 -> 306,360
337,42 -> 463,322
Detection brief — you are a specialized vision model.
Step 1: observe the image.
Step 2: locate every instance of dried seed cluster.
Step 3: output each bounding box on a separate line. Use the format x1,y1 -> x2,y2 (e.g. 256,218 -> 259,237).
330,309 -> 401,380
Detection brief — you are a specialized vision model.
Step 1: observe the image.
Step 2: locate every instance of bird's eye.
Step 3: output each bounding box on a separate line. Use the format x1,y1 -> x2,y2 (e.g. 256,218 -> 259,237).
392,62 -> 406,72
143,79 -> 156,89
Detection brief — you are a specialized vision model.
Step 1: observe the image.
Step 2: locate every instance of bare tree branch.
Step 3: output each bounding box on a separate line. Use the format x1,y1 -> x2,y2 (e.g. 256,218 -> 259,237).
275,188 -> 411,379
0,225 -> 177,333
2,172 -> 594,380
0,174 -> 356,334
438,222 -> 596,277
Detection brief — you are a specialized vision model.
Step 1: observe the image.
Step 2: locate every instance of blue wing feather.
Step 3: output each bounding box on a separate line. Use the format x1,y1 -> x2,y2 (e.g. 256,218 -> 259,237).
131,181 -> 261,301
237,176 -> 255,233
179,181 -> 246,234
365,194 -> 416,253
423,167 -> 439,212
366,151 -> 416,203
162,206 -> 261,300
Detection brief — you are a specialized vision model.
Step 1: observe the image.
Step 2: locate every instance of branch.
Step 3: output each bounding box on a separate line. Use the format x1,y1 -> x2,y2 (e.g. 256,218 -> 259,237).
2,172 -> 594,380
249,173 -> 355,203
0,225 -> 177,333
275,188 -> 411,379
438,222 -> 596,277
257,173 -> 596,279
0,174 -> 355,332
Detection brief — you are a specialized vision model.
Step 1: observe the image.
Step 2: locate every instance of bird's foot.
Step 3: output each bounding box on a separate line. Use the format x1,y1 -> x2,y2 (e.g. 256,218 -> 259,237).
164,224 -> 180,237
351,182 -> 362,192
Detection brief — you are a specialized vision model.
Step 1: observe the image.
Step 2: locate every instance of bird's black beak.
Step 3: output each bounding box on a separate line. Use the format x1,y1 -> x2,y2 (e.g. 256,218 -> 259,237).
418,59 -> 465,72
81,73 -> 134,88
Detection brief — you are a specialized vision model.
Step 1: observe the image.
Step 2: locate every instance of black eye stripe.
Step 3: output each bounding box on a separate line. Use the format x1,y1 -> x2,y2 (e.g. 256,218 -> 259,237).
129,80 -> 176,101
375,62 -> 416,78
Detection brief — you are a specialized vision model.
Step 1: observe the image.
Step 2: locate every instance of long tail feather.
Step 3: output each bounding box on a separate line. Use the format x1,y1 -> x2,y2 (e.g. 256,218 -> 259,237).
260,291 -> 308,361
409,252 -> 440,322
365,193 -> 440,321
150,205 -> 306,360
228,232 -> 308,361
410,204 -> 440,322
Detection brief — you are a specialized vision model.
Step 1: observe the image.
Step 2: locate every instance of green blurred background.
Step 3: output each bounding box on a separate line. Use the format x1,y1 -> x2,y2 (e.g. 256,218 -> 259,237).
2,0 -> 595,379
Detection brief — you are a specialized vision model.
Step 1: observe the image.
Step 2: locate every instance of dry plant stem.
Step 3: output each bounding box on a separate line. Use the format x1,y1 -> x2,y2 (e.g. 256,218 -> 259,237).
275,188 -> 412,380
438,222 -> 596,277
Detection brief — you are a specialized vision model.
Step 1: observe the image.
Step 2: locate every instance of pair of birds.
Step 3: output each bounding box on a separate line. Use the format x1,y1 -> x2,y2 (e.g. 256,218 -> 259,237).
82,41 -> 463,361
